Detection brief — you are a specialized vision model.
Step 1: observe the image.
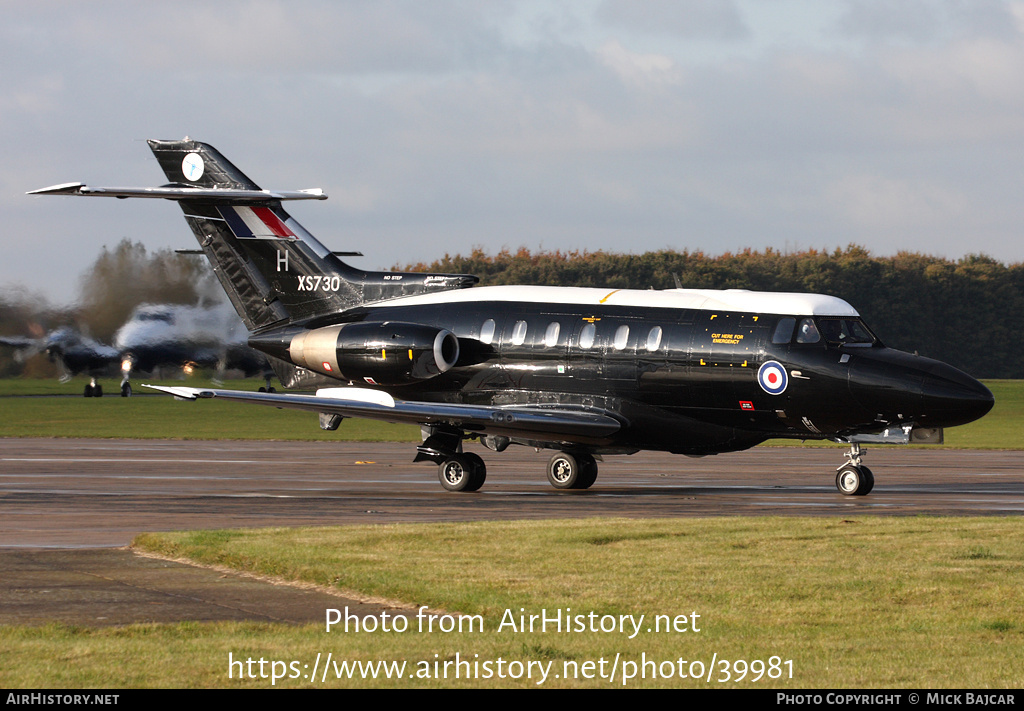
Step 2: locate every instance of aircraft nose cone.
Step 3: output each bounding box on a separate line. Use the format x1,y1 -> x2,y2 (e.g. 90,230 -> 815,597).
919,363 -> 994,427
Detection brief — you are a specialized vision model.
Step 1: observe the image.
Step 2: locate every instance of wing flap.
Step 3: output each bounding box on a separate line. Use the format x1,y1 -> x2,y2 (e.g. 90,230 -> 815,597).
143,385 -> 622,441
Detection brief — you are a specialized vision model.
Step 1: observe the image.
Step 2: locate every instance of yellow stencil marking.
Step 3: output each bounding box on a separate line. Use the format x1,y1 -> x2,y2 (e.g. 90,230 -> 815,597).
600,289 -> 621,303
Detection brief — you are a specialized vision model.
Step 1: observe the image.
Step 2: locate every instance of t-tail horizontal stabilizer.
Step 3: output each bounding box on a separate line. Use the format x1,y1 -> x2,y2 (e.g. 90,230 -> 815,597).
27,182 -> 328,202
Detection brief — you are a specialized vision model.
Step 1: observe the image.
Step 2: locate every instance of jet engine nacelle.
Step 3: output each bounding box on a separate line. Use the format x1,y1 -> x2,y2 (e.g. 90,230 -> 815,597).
289,322 -> 460,385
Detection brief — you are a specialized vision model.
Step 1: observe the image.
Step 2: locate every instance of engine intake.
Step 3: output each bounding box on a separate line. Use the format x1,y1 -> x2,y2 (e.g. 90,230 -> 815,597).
289,321 -> 460,385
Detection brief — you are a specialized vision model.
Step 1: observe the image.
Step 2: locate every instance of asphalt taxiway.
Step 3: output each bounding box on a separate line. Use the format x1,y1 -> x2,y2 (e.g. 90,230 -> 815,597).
2,438 -> 1021,626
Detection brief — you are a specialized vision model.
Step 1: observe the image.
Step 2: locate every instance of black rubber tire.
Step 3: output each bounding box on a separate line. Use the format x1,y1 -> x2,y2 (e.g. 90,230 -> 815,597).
439,454 -> 486,492
461,452 -> 487,492
577,454 -> 598,490
547,452 -> 581,489
836,464 -> 873,496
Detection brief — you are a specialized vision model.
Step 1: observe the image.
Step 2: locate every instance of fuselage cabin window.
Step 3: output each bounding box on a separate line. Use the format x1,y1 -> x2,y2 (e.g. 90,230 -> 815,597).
511,320 -> 528,346
480,318 -> 496,345
579,322 -> 596,349
613,325 -> 630,351
646,326 -> 663,351
544,322 -> 561,347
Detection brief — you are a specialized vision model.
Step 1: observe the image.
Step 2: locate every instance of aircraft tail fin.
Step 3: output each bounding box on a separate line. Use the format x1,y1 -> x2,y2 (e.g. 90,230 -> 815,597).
150,138 -> 262,191
147,138 -> 365,332
32,138 -> 478,334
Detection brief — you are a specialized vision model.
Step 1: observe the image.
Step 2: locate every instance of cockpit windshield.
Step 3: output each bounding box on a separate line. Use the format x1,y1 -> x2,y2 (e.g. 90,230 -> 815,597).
816,317 -> 877,346
780,316 -> 879,347
137,311 -> 173,323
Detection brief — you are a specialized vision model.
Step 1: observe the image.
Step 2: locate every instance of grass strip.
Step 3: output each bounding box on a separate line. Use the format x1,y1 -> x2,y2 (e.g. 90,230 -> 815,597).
4,517 -> 1021,688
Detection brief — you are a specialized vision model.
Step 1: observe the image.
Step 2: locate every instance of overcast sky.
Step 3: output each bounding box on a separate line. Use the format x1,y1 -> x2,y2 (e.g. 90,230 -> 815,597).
5,0 -> 1024,305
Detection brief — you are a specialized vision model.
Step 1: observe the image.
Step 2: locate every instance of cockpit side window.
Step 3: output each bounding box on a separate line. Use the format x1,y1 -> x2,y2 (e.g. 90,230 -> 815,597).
772,317 -> 796,344
795,317 -> 820,344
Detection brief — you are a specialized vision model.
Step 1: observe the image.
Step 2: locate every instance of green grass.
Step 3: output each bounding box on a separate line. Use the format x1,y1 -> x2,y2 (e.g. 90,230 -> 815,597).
0,377 -> 1017,448
2,517 -> 1022,688
943,380 -> 1023,448
0,376 -> 420,441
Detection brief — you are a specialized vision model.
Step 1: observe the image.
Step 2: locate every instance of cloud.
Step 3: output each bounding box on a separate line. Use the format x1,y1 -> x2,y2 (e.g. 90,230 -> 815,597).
825,173 -> 968,228
596,40 -> 681,86
596,0 -> 749,40
1,1 -> 511,76
5,1 -> 1024,305
835,0 -> 1020,43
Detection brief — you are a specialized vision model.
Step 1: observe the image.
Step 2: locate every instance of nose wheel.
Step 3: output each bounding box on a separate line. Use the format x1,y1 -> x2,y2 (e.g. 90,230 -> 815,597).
836,444 -> 874,496
836,464 -> 874,496
120,358 -> 133,397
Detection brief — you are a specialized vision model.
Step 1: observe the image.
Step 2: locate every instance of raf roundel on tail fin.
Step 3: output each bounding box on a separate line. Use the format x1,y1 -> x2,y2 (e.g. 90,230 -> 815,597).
181,152 -> 205,181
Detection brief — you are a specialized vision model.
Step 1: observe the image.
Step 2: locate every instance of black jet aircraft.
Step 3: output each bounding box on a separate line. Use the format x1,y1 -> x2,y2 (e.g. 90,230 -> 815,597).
30,138 -> 994,495
1,327 -> 118,381
1,302 -> 274,395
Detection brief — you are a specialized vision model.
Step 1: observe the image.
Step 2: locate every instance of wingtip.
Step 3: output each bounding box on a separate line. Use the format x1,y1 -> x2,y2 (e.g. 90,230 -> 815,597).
26,182 -> 85,196
142,383 -> 203,401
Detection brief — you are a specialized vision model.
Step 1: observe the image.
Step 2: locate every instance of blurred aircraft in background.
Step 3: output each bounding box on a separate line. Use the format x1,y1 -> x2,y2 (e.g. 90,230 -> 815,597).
0,302 -> 274,396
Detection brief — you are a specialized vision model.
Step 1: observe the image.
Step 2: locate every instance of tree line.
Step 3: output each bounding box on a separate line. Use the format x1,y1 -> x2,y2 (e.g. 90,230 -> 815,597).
401,246 -> 1024,379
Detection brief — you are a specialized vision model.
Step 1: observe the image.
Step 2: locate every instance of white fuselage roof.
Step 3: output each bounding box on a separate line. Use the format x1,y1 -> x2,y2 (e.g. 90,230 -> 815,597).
368,285 -> 860,317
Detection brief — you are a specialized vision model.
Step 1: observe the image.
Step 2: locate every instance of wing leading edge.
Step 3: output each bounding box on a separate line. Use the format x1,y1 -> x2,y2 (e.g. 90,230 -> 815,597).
143,385 -> 623,442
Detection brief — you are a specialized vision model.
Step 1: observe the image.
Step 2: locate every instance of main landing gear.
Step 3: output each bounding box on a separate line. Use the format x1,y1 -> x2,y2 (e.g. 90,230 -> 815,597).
418,427 -> 599,492
438,452 -> 487,492
835,443 -> 874,496
547,451 -> 598,490
435,450 -> 601,493
418,428 -> 487,492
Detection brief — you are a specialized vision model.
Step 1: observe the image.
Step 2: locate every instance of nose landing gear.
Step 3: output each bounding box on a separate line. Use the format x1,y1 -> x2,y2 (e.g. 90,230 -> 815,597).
836,443 -> 874,496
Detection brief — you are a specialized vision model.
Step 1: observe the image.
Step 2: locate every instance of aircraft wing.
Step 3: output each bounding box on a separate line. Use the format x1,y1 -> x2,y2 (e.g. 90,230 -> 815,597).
0,336 -> 41,348
143,385 -> 623,442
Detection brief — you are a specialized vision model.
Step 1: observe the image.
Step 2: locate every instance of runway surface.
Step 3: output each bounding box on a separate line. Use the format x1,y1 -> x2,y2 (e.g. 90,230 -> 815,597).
3,438 -> 1022,547
2,437 -> 1021,626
